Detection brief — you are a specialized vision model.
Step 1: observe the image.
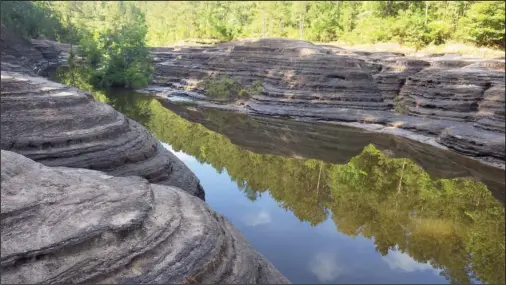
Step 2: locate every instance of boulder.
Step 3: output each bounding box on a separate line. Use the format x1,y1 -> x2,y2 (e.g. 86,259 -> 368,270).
0,150 -> 290,284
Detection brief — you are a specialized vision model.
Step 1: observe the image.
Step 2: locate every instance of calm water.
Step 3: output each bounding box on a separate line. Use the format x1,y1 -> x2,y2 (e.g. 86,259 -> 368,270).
94,89 -> 505,284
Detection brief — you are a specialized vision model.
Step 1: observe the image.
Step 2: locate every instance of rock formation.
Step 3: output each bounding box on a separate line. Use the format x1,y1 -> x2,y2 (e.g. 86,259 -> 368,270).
0,70 -> 204,199
0,150 -> 290,284
0,26 -> 69,76
0,27 -> 291,283
141,38 -> 505,166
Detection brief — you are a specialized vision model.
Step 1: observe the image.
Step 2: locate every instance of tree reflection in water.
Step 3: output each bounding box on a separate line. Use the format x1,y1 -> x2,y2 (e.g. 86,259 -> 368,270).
93,89 -> 505,285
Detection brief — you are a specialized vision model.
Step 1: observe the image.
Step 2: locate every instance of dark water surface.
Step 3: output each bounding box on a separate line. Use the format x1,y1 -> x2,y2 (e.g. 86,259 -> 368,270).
94,89 -> 505,284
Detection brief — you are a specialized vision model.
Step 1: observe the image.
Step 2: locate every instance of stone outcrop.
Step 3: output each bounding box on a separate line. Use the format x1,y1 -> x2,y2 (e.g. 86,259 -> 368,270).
152,39 -> 388,110
142,38 -> 505,165
30,38 -> 72,72
1,26 -> 48,76
0,26 -> 69,76
0,71 -> 204,199
0,150 -> 290,284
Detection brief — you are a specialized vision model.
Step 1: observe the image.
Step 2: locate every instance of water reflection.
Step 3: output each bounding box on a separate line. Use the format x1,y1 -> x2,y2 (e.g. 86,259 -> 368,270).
309,252 -> 343,283
382,249 -> 436,274
243,210 -> 272,227
94,89 -> 504,284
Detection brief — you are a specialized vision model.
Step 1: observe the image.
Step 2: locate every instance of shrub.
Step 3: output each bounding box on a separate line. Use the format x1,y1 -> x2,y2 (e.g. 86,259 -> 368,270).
201,77 -> 263,100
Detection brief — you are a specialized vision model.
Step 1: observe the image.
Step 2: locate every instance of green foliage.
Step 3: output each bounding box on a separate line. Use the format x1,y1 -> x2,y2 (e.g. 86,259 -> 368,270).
2,1 -> 504,57
126,1 -> 504,49
66,2 -> 152,89
457,1 -> 505,48
239,80 -> 263,98
0,1 -> 67,40
201,77 -> 241,99
2,1 -> 153,89
393,95 -> 409,114
200,77 -> 263,100
51,65 -> 94,92
96,90 -> 505,284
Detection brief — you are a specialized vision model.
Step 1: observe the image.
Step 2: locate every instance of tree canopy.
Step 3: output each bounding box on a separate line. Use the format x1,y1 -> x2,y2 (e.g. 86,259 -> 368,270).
2,1 -> 504,50
2,1 -> 152,88
133,1 -> 505,49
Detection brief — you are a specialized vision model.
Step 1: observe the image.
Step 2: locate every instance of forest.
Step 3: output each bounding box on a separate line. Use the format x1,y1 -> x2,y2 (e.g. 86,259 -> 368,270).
2,1 -> 505,48
1,1 -> 504,88
88,89 -> 505,285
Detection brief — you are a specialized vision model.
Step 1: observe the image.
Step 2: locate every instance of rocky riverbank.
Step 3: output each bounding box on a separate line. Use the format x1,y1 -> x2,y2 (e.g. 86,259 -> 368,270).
0,26 -> 290,283
140,38 -> 505,168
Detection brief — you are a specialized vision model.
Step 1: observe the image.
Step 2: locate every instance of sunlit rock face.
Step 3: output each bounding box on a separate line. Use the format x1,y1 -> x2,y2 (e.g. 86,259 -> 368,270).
145,38 -> 505,165
151,38 -> 388,110
0,150 -> 291,284
398,60 -> 505,129
0,71 -> 204,198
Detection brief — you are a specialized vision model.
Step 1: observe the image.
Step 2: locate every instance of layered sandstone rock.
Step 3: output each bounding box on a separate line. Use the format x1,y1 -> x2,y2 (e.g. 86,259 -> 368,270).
0,28 -> 292,283
0,71 -> 204,198
373,58 -> 430,105
0,26 -> 48,76
0,26 -> 69,76
0,150 -> 290,284
143,38 -> 505,164
30,38 -> 71,72
152,39 -> 388,110
398,63 -> 505,122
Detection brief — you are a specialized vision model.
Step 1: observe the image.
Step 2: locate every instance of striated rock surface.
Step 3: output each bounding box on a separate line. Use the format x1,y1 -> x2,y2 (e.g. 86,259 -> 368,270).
1,26 -> 48,76
398,63 -> 505,122
0,71 -> 204,198
0,26 -> 69,76
142,38 -> 505,165
152,39 -> 388,110
0,150 -> 290,284
30,38 -> 71,73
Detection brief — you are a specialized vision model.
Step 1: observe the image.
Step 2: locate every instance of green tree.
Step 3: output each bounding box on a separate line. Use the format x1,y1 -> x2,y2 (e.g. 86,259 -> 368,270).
60,1 -> 152,88
0,1 -> 66,40
458,1 -> 505,48
3,1 -> 505,50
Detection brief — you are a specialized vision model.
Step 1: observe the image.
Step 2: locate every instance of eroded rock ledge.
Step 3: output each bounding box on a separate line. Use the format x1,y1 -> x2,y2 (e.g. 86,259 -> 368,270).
143,38 -> 505,167
0,150 -> 290,284
0,26 -> 69,76
0,71 -> 204,198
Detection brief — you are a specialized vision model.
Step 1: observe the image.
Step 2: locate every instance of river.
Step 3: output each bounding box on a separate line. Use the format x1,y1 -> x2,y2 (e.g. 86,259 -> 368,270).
92,88 -> 504,284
